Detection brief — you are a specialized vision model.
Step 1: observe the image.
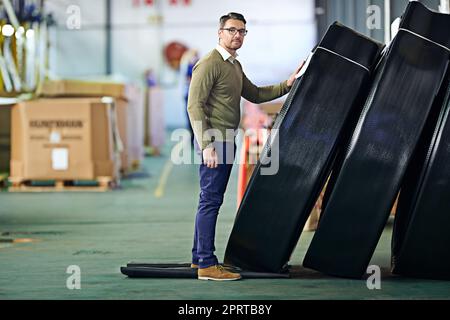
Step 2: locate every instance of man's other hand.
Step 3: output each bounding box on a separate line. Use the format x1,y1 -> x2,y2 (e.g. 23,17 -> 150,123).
203,146 -> 219,168
287,60 -> 306,87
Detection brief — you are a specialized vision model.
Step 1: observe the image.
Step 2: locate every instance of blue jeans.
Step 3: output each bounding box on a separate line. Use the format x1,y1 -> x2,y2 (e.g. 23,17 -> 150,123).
192,141 -> 236,268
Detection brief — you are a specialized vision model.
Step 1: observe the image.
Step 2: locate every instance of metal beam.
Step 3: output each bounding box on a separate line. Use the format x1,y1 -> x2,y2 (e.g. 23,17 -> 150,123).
384,0 -> 391,44
106,0 -> 112,75
439,0 -> 450,13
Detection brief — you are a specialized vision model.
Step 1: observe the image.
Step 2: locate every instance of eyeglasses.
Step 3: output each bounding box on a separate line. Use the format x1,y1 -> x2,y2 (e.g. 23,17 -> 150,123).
220,28 -> 248,36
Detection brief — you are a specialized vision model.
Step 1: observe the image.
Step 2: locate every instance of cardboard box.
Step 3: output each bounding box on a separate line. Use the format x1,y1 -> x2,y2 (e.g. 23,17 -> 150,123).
144,87 -> 165,152
40,79 -> 127,100
115,85 -> 144,172
116,100 -> 129,172
0,104 -> 13,172
10,98 -> 120,181
40,79 -> 145,173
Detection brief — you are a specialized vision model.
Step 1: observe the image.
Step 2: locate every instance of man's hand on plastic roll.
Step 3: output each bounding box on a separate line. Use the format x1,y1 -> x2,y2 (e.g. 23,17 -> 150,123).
203,147 -> 218,169
287,60 -> 306,87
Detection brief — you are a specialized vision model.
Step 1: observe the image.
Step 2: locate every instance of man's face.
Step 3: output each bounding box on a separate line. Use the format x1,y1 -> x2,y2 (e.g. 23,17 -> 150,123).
218,19 -> 246,52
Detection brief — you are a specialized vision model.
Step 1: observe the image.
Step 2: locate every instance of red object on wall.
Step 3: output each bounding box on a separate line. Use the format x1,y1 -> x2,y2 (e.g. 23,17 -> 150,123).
168,0 -> 191,5
132,0 -> 155,7
164,41 -> 188,70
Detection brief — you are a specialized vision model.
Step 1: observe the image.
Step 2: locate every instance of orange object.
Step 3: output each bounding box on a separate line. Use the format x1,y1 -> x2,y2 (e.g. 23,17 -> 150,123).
236,129 -> 269,208
164,42 -> 188,70
237,101 -> 283,208
237,135 -> 250,208
391,193 -> 400,216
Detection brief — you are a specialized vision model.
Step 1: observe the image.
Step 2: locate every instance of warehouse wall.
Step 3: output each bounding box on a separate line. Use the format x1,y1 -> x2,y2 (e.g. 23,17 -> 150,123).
46,0 -> 107,76
46,0 -> 316,128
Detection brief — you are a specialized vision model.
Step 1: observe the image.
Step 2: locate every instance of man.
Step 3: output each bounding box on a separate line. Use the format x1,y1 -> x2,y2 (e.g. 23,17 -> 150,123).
187,12 -> 303,281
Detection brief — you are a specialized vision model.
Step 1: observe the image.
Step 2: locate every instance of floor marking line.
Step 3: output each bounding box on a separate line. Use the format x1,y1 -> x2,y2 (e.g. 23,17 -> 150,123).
154,142 -> 180,198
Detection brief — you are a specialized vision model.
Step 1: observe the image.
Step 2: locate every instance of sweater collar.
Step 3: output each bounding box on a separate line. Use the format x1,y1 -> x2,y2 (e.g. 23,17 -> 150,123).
215,44 -> 238,64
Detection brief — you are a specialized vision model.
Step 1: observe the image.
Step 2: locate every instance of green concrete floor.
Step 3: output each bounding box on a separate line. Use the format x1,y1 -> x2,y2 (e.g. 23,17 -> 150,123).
0,138 -> 449,300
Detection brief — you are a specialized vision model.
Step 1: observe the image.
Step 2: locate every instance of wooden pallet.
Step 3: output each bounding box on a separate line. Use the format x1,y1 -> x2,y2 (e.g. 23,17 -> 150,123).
120,159 -> 142,177
8,176 -> 118,192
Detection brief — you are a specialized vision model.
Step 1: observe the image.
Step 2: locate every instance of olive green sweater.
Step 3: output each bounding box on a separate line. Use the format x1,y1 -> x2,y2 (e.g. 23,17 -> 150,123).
187,48 -> 290,150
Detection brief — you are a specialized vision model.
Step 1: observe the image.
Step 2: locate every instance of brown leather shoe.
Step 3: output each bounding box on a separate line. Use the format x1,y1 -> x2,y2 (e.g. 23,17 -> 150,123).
190,264 -> 198,269
198,265 -> 242,281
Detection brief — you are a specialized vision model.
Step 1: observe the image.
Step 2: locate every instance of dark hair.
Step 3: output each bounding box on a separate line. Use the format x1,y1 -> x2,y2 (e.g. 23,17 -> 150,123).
219,12 -> 246,28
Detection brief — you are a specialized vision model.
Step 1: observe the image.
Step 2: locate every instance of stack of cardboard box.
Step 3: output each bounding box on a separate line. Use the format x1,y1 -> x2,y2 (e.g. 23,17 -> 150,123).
5,79 -> 144,189
9,98 -> 120,185
117,84 -> 145,171
39,79 -> 144,174
0,104 -> 13,175
144,86 -> 165,156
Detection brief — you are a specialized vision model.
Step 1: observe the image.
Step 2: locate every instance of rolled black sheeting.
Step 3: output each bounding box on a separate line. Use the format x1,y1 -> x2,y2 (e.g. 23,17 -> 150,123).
121,266 -> 197,279
303,2 -> 450,279
127,262 -> 192,268
392,80 -> 450,280
121,263 -> 289,279
224,23 -> 383,273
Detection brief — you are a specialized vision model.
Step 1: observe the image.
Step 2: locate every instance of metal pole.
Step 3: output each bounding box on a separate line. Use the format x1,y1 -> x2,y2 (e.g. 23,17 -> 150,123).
106,0 -> 112,75
384,0 -> 391,44
439,0 -> 450,13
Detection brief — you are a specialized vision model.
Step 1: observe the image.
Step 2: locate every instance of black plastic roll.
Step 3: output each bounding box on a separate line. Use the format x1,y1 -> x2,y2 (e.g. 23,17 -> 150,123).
224,23 -> 383,273
121,263 -> 289,279
121,266 -> 198,279
303,2 -> 450,279
126,262 -> 192,268
391,79 -> 450,281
